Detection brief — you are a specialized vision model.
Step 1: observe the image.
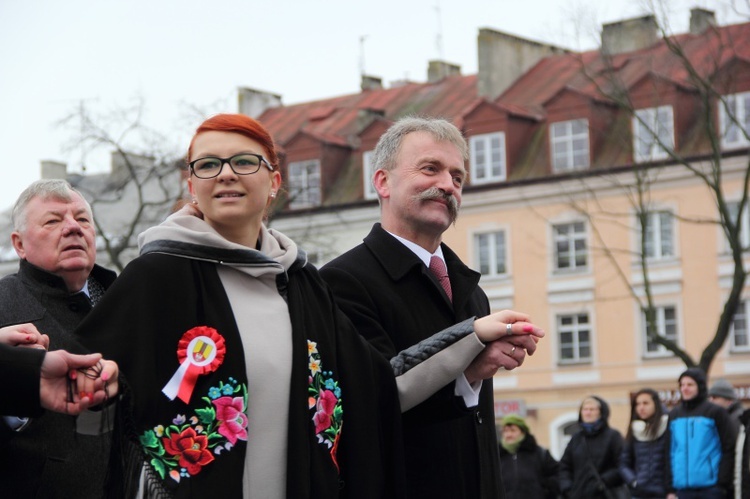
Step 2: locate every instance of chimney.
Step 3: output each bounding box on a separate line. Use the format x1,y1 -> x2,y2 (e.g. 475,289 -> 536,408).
690,8 -> 716,34
601,15 -> 658,55
238,87 -> 282,118
477,28 -> 567,100
361,74 -> 383,91
41,160 -> 67,180
427,60 -> 461,83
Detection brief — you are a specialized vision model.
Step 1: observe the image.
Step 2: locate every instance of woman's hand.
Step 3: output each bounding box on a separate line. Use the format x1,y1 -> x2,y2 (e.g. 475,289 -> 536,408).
0,323 -> 49,350
73,359 -> 119,404
473,310 -> 545,344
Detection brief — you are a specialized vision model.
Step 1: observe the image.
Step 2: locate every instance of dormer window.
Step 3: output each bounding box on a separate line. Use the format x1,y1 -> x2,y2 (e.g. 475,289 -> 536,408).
633,106 -> 674,163
720,91 -> 750,150
469,132 -> 506,184
288,159 -> 321,209
550,119 -> 590,173
362,150 -> 378,200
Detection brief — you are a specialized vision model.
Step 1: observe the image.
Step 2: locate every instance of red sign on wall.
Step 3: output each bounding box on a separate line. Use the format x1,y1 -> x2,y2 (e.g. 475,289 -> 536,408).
494,399 -> 526,417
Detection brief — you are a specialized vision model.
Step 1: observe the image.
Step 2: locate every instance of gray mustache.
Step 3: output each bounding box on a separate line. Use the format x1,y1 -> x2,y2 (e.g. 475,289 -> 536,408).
416,188 -> 459,221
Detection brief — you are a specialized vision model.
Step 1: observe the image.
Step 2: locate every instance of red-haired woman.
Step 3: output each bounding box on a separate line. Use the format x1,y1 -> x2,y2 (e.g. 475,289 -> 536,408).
73,113 -> 405,498
74,113 -> 538,498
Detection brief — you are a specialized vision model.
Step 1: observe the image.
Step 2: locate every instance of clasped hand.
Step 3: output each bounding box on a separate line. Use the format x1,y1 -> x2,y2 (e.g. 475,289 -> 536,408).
465,310 -> 545,383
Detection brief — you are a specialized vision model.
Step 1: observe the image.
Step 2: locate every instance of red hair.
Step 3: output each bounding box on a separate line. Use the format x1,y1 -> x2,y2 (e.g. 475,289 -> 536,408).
187,114 -> 279,169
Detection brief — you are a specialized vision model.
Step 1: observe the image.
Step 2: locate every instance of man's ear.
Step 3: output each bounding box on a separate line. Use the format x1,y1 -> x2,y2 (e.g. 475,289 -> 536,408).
10,232 -> 25,259
373,169 -> 390,199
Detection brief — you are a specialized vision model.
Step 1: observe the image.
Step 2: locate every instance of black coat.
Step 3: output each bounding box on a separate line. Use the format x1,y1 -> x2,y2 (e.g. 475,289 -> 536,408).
499,433 -> 560,499
0,260 -> 116,499
321,223 -> 501,499
559,398 -> 624,499
0,343 -> 45,416
75,242 -> 406,498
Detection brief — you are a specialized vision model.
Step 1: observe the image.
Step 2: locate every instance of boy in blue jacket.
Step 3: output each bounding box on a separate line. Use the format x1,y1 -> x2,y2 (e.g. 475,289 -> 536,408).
666,368 -> 735,499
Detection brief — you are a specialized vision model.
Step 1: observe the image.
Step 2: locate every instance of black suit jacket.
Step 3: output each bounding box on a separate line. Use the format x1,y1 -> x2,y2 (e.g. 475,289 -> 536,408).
321,223 -> 502,499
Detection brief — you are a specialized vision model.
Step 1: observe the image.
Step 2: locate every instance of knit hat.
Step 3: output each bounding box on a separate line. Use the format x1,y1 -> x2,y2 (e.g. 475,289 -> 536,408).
708,378 -> 736,400
501,414 -> 529,434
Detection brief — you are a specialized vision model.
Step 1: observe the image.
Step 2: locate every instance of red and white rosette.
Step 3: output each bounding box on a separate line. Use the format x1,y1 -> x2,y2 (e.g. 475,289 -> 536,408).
162,326 -> 226,404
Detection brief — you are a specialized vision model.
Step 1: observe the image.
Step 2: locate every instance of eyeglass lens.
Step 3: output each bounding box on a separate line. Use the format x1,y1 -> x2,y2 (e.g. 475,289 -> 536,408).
192,154 -> 263,178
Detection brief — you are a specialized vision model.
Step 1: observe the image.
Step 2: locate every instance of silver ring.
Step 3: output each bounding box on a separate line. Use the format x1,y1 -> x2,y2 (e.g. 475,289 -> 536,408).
506,323 -> 513,336
510,346 -> 516,356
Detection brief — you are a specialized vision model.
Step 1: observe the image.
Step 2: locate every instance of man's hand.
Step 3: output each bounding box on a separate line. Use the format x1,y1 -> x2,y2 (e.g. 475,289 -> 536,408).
40,350 -> 109,414
0,323 -> 49,350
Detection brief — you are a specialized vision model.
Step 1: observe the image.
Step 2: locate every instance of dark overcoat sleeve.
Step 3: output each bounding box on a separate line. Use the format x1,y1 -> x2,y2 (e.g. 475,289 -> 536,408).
0,343 -> 45,417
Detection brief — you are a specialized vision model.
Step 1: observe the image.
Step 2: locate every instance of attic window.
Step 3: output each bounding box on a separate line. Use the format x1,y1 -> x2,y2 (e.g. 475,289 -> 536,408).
633,106 -> 674,163
550,119 -> 590,173
720,91 -> 750,150
288,159 -> 321,209
469,132 -> 506,184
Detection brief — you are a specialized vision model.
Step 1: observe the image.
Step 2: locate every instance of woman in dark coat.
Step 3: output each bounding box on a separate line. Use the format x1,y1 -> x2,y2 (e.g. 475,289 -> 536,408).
559,395 -> 625,499
498,414 -> 559,499
619,388 -> 668,499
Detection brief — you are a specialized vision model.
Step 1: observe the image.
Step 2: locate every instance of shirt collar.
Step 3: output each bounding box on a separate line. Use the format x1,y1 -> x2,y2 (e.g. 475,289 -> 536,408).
385,230 -> 446,268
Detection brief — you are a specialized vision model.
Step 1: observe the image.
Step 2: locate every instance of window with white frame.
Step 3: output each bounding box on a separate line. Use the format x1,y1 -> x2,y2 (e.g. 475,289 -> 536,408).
288,159 -> 321,209
469,132 -> 506,184
553,221 -> 587,271
362,150 -> 378,200
474,231 -> 507,277
730,300 -> 750,352
557,313 -> 591,363
639,210 -> 675,260
720,91 -> 750,149
550,119 -> 590,172
633,106 -> 674,163
727,201 -> 750,251
642,305 -> 678,357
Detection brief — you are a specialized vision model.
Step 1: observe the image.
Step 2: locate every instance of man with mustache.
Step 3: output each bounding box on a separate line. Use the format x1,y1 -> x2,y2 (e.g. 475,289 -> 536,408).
0,179 -> 117,498
321,116 -> 538,499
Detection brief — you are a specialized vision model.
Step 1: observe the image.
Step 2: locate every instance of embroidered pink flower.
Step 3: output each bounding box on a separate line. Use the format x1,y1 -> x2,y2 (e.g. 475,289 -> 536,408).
313,390 -> 338,433
163,427 -> 215,475
212,396 -> 248,445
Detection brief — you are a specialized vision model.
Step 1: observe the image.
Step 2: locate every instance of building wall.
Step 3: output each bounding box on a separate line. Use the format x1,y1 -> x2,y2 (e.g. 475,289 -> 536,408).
442,154 -> 750,455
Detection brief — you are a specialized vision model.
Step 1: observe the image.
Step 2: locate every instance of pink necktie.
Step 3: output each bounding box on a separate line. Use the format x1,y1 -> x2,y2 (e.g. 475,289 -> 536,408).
429,256 -> 453,302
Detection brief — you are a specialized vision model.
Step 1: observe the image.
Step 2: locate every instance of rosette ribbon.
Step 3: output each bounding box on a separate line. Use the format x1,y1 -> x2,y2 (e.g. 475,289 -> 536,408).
162,326 -> 226,404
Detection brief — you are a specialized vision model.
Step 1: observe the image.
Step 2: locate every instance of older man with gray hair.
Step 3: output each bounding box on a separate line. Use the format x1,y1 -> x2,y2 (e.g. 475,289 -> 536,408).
0,179 -> 117,498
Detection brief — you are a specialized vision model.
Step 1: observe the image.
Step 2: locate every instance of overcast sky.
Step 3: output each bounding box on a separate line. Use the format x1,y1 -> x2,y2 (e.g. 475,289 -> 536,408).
1,0 -> 747,212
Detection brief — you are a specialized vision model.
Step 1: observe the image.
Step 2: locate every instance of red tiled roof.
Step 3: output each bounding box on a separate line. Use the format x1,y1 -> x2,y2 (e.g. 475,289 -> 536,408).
498,22 -> 750,113
258,75 -> 480,148
258,22 -> 750,151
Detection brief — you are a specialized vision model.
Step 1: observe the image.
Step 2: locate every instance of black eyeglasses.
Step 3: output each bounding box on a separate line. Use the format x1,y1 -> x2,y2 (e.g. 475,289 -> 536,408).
188,153 -> 273,179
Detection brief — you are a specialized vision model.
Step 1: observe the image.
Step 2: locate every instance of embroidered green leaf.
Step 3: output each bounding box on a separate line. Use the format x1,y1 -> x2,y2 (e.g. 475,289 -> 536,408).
151,458 -> 167,479
195,406 -> 215,424
140,429 -> 159,448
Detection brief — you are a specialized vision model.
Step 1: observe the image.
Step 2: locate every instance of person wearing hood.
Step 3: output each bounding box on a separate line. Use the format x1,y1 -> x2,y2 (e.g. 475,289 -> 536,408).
619,388 -> 669,498
559,395 -> 625,498
498,414 -> 559,499
72,113 -> 542,498
666,368 -> 735,499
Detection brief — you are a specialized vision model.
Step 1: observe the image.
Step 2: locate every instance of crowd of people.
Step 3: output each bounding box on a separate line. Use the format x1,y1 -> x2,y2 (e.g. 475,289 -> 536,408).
498,373 -> 749,499
0,112 -> 747,498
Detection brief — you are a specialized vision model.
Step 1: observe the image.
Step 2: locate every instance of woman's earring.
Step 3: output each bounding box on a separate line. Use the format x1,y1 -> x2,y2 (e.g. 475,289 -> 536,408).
270,192 -> 276,199
192,199 -> 198,205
